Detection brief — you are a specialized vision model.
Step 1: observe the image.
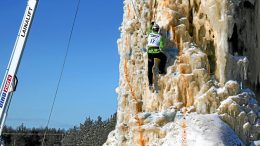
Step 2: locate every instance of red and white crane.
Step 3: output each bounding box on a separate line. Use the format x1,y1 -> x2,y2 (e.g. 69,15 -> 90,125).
0,0 -> 38,136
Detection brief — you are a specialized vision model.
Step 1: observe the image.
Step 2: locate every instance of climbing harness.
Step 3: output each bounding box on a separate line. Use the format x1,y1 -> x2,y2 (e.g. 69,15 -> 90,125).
41,0 -> 81,145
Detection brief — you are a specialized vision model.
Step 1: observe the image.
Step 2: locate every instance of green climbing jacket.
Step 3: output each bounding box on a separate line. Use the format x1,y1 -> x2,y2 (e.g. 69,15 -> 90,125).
147,26 -> 165,54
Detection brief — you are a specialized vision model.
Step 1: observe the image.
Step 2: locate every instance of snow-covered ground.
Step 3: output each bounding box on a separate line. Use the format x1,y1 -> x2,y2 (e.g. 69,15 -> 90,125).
157,112 -> 245,146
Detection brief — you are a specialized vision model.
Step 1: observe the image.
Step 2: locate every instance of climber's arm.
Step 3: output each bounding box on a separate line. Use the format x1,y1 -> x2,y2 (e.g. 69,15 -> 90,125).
160,36 -> 165,50
147,25 -> 152,34
147,22 -> 154,35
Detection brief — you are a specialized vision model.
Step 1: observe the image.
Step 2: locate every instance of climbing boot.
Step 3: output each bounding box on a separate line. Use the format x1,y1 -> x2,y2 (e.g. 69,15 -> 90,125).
159,70 -> 166,75
149,84 -> 154,91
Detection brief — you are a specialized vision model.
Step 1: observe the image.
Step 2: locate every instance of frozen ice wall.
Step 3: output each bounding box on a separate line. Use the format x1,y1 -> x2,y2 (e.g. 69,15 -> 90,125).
104,0 -> 260,145
226,0 -> 260,92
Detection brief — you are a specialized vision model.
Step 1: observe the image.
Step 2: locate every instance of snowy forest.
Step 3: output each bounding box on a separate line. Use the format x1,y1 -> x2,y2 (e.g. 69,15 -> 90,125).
1,113 -> 116,146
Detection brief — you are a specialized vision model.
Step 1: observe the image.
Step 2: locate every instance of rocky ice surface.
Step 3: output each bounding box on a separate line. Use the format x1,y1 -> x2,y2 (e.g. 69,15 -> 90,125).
144,113 -> 245,146
104,0 -> 260,145
105,111 -> 246,146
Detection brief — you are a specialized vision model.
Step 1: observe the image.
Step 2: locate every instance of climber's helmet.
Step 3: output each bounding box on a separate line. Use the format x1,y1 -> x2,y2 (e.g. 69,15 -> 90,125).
152,24 -> 160,33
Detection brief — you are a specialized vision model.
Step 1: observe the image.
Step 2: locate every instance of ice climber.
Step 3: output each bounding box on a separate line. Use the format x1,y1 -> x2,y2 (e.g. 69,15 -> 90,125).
147,23 -> 167,89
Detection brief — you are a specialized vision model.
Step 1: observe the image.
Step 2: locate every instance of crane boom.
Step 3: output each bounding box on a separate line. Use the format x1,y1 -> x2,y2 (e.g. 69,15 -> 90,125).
0,0 -> 38,136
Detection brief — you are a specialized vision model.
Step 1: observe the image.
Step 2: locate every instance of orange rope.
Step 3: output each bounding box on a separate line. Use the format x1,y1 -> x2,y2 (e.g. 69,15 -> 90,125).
152,0 -> 158,21
181,109 -> 188,146
179,75 -> 189,107
122,10 -> 187,145
124,58 -> 145,146
173,27 -> 181,52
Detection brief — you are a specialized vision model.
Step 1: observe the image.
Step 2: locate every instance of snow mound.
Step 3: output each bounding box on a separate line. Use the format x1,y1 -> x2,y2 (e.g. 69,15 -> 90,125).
161,113 -> 244,146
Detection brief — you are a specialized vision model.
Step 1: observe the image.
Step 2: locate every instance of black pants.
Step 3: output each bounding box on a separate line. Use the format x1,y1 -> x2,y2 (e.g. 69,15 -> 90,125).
148,52 -> 167,85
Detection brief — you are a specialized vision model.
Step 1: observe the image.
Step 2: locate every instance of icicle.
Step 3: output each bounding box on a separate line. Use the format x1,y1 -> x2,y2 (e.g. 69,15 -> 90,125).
235,56 -> 249,89
243,57 -> 249,81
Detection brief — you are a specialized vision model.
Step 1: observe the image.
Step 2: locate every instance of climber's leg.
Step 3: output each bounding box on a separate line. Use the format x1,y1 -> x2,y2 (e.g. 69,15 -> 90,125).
158,52 -> 167,74
148,53 -> 154,86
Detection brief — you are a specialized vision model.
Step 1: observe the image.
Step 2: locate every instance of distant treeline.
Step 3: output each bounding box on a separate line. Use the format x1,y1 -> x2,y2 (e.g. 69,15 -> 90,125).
2,113 -> 116,146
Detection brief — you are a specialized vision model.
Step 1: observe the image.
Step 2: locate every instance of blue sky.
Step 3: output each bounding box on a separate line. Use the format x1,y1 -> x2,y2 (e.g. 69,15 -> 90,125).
0,0 -> 122,129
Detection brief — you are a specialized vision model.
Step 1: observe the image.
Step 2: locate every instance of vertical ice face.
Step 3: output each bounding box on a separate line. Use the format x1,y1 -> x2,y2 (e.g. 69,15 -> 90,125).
227,0 -> 260,89
104,0 -> 260,145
